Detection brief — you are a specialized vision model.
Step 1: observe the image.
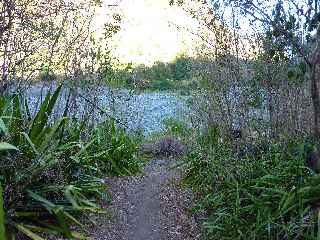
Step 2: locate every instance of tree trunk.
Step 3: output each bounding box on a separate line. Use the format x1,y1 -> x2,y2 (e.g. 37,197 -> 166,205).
311,32 -> 320,138
311,64 -> 320,138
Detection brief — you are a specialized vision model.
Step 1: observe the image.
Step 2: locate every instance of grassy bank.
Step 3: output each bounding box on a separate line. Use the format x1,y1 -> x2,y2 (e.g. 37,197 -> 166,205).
185,131 -> 320,238
156,117 -> 320,239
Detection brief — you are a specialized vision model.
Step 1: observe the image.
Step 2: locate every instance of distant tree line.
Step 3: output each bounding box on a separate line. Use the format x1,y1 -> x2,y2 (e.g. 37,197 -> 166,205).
104,54 -> 196,90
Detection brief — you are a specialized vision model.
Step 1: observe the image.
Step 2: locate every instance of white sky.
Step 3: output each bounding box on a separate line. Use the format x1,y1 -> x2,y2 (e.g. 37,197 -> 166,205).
93,0 -> 311,65
94,0 -> 199,66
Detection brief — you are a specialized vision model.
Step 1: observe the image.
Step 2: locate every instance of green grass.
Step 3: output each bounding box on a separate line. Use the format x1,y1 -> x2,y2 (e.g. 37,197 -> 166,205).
184,131 -> 320,239
0,185 -> 5,239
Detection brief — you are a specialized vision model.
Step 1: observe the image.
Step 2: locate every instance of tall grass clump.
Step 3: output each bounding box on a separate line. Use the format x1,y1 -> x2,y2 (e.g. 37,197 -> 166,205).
84,119 -> 141,176
0,86 -> 140,239
184,128 -> 320,239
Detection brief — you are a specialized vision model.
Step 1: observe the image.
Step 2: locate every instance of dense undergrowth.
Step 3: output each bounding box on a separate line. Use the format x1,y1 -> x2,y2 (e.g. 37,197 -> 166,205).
157,118 -> 320,239
181,127 -> 320,239
0,86 -> 141,239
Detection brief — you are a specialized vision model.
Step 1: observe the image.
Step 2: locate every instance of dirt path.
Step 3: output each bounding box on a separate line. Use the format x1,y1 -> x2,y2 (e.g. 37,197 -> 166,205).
91,158 -> 201,240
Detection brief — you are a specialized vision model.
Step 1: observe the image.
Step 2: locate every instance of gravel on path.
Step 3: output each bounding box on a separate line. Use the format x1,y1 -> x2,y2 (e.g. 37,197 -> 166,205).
90,158 -> 201,240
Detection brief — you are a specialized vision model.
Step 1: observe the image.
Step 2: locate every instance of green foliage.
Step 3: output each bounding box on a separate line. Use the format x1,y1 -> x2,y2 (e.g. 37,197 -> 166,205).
185,133 -> 320,239
104,65 -> 133,88
163,117 -> 190,138
85,120 -> 141,176
39,65 -> 56,82
0,87 -> 140,239
105,55 -> 195,91
150,78 -> 175,91
149,61 -> 172,81
287,61 -> 308,85
0,185 -> 5,240
170,54 -> 192,81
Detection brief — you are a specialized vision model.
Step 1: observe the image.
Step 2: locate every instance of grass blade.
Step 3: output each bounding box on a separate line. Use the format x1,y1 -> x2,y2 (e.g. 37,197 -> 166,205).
0,142 -> 18,151
0,185 -> 5,240
15,224 -> 46,240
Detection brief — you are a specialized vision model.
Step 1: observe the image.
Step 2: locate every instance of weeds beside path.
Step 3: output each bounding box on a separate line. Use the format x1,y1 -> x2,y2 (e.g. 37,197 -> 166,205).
91,158 -> 201,240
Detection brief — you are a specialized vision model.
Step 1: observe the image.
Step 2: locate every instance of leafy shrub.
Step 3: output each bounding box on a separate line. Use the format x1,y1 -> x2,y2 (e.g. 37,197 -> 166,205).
0,86 -> 140,239
170,54 -> 192,81
106,55 -> 195,91
150,78 -> 175,91
86,120 -> 141,176
163,118 -> 190,138
184,134 -> 320,239
39,65 -> 56,82
149,61 -> 173,81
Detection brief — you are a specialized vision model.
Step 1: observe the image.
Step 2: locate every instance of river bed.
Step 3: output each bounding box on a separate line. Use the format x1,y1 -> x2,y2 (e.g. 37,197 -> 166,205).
23,83 -> 190,135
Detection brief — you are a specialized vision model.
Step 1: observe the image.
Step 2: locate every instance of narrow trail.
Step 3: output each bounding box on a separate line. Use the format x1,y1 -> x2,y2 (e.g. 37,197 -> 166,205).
128,159 -> 172,240
91,158 -> 201,240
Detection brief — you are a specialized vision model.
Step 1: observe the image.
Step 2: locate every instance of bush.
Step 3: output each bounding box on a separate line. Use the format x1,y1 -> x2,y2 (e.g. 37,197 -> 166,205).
163,118 -> 190,138
171,54 -> 192,81
86,120 -> 141,176
0,86 -> 140,239
105,68 -> 133,88
184,133 -> 320,239
149,61 -> 173,81
150,78 -> 175,91
39,65 -> 56,82
103,55 -> 197,91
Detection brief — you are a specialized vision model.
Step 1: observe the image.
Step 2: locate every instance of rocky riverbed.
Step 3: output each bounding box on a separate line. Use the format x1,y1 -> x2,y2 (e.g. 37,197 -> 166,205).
22,83 -> 190,135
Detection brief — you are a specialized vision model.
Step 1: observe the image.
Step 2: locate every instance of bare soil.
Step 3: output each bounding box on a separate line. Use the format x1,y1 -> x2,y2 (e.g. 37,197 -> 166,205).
90,158 -> 201,240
